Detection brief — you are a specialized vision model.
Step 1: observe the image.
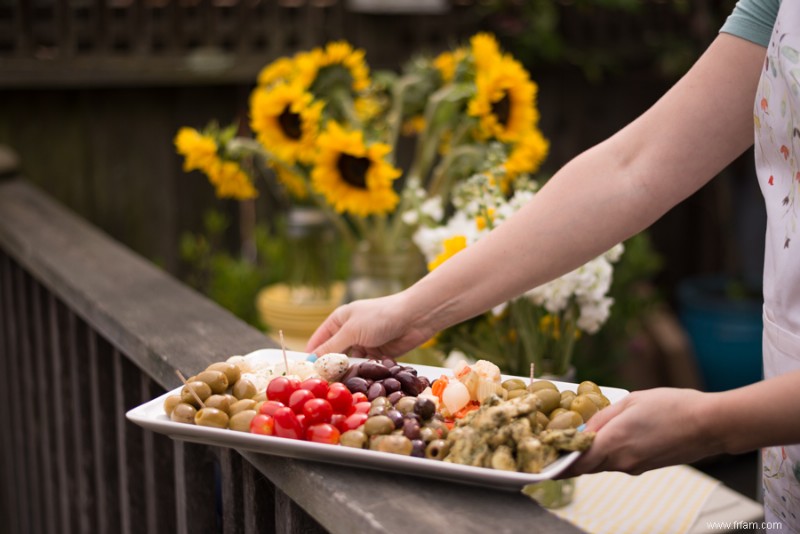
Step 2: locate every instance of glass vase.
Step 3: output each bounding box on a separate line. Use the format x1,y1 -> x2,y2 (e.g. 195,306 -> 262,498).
284,206 -> 336,302
523,364 -> 577,510
345,239 -> 425,302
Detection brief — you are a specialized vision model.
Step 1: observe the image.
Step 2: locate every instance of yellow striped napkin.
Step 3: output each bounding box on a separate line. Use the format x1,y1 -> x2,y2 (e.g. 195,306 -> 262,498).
551,465 -> 720,534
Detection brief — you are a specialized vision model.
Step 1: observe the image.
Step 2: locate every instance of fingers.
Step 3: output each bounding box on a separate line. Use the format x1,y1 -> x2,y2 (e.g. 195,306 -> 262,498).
584,395 -> 627,432
306,306 -> 348,354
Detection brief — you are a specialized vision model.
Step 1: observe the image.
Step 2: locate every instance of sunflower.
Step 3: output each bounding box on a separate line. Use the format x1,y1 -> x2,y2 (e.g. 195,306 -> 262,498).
206,160 -> 258,200
503,128 -> 550,185
428,235 -> 467,271
311,122 -> 401,217
468,56 -> 538,143
250,82 -> 324,165
174,127 -> 218,172
295,41 -> 371,95
433,47 -> 467,84
257,57 -> 296,87
270,162 -> 309,200
470,33 -> 503,72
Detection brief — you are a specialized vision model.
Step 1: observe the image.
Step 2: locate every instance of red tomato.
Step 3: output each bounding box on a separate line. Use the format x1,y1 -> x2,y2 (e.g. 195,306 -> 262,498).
326,383 -> 353,414
300,377 -> 329,399
303,398 -> 333,425
306,423 -> 341,445
349,401 -> 371,415
296,414 -> 309,435
272,407 -> 303,440
249,414 -> 275,436
351,392 -> 368,405
340,412 -> 368,432
258,400 -> 285,417
267,376 -> 301,405
331,413 -> 347,432
288,389 -> 316,414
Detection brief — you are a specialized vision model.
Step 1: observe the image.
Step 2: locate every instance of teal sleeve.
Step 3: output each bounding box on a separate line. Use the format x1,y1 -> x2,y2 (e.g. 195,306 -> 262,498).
719,0 -> 780,47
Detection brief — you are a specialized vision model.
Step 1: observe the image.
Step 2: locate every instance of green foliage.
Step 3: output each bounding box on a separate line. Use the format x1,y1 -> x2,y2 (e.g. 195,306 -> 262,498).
179,209 -> 352,329
477,0 -> 735,82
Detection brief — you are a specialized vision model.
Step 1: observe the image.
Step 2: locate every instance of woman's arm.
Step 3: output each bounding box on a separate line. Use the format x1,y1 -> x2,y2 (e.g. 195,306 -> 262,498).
307,33 -> 766,358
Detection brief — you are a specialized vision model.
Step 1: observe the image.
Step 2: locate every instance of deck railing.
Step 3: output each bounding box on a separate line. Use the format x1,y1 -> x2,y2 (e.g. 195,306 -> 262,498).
0,173 -> 582,533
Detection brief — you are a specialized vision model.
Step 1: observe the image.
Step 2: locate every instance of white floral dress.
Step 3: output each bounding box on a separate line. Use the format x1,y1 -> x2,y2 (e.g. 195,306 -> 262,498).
754,1 -> 800,531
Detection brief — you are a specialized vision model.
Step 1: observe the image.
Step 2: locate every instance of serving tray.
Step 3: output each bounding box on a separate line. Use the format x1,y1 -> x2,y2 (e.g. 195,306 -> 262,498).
126,349 -> 628,491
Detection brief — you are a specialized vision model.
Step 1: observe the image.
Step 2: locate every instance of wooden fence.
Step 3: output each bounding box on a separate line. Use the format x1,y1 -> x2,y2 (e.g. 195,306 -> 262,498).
0,174 -> 583,533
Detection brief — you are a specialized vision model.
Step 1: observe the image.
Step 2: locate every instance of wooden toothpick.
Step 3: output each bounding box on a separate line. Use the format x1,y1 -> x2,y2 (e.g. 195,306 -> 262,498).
529,363 -> 535,386
279,329 -> 289,376
176,369 -> 206,408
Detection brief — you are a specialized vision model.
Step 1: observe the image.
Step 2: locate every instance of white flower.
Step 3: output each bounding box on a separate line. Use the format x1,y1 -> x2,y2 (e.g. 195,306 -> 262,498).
401,210 -> 419,225
604,243 -> 625,263
577,296 -> 614,333
420,196 -> 444,222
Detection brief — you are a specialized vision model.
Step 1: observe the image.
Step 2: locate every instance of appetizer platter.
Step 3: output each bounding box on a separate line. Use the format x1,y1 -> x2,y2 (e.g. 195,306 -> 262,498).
126,348 -> 628,491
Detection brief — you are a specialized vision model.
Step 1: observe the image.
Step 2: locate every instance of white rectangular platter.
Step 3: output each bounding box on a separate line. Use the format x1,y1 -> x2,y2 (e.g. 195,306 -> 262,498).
126,349 -> 628,491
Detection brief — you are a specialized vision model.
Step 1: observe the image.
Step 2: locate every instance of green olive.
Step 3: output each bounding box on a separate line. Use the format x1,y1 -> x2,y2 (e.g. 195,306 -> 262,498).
340,430 -> 367,449
549,407 -> 568,420
204,394 -> 231,414
394,396 -> 417,415
584,392 -> 610,409
252,391 -> 268,403
181,381 -> 212,407
370,396 -> 392,409
425,439 -> 450,460
170,403 -> 197,424
368,405 -> 388,417
232,378 -> 257,400
372,435 -> 413,455
502,378 -> 527,391
228,410 -> 257,432
571,395 -> 599,422
419,427 -> 436,443
533,388 -> 561,414
195,407 -> 229,428
577,380 -> 602,396
196,369 -> 229,395
364,415 -> 395,436
424,419 -> 449,439
206,361 -> 242,386
229,399 -> 257,416
527,380 -> 558,394
547,410 -> 583,430
559,390 -> 577,411
163,395 -> 183,416
534,410 -> 550,428
507,389 -> 529,400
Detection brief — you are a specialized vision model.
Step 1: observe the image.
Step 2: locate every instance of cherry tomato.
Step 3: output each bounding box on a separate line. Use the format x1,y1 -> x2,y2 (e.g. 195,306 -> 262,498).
340,412 -> 368,432
249,414 -> 274,436
303,398 -> 333,425
331,413 -> 347,432
296,414 -> 309,435
267,376 -> 300,405
326,383 -> 353,414
288,389 -> 316,414
306,423 -> 341,445
272,407 -> 303,440
258,400 -> 285,417
300,377 -> 329,399
349,401 -> 371,415
351,392 -> 368,405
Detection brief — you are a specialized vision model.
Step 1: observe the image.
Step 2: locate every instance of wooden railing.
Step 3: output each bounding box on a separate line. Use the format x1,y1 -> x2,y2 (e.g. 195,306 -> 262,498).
0,174 -> 582,533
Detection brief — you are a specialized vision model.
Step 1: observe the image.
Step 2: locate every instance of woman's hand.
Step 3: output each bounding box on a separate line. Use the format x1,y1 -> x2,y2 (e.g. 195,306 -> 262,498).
305,292 -> 437,358
563,388 -> 722,477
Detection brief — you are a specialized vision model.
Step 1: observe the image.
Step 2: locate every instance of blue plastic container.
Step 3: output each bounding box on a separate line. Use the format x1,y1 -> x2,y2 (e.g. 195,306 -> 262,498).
677,276 -> 763,392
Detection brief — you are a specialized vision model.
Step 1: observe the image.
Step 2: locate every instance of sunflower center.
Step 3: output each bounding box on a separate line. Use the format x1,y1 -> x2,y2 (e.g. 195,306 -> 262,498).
491,92 -> 511,127
278,107 -> 303,140
337,154 -> 371,189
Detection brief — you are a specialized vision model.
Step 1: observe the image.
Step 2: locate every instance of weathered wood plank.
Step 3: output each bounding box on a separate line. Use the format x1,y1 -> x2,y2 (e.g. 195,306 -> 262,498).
241,452 -> 584,534
219,448 -> 244,534
0,179 -> 274,389
31,279 -> 59,534
275,487 -> 327,534
0,253 -> 20,534
68,311 -> 94,533
90,333 -> 123,533
15,268 -> 44,534
174,440 -> 218,534
241,456 -> 274,534
48,292 -> 74,532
